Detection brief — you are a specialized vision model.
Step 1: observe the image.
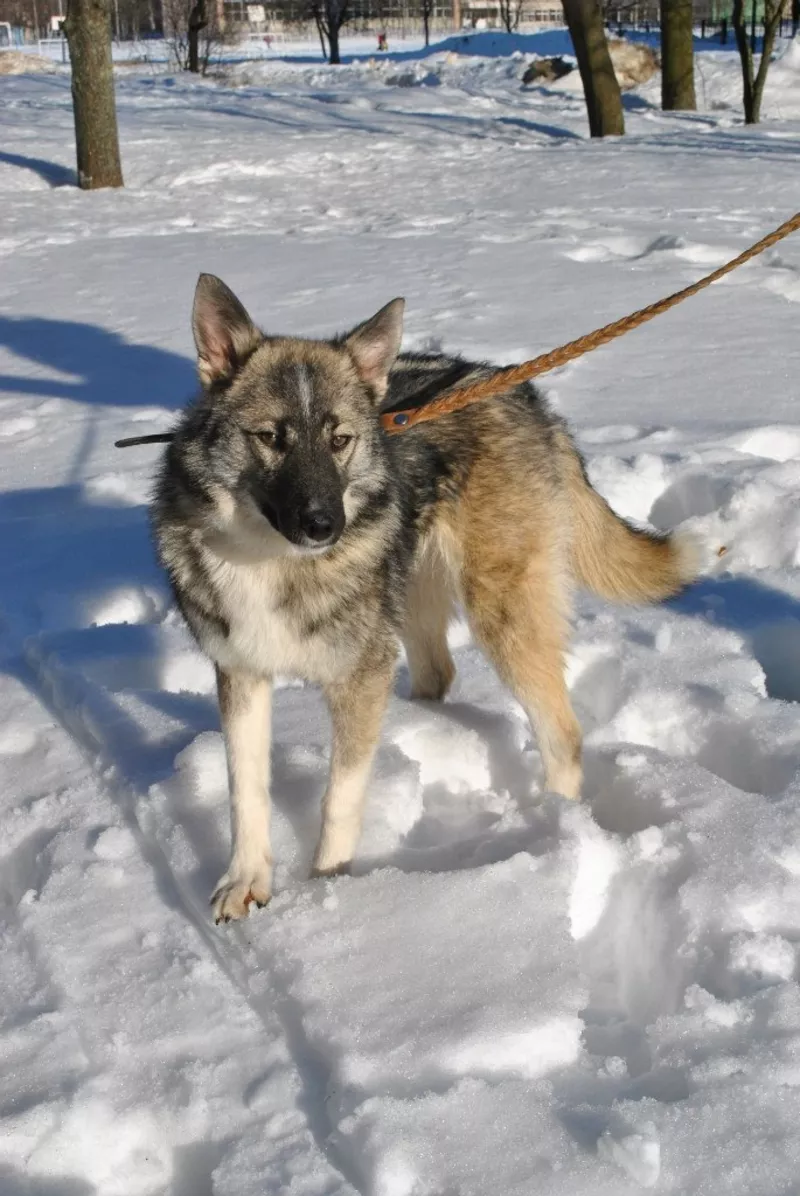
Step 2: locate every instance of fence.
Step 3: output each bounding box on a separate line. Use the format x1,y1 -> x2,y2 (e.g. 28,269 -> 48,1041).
606,3 -> 799,46
36,36 -> 69,62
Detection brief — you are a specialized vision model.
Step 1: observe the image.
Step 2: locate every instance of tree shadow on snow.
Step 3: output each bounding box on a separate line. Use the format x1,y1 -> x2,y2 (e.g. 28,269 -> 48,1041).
0,315 -> 195,411
621,92 -> 657,113
0,474 -> 220,907
0,470 -> 320,910
633,127 -> 800,161
0,150 -> 76,188
202,92 -> 580,143
0,1164 -> 94,1195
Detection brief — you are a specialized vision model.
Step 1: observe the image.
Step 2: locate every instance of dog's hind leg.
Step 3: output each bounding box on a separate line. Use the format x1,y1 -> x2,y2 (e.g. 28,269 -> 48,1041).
403,538 -> 456,701
312,652 -> 396,878
211,666 -> 273,923
463,543 -> 582,802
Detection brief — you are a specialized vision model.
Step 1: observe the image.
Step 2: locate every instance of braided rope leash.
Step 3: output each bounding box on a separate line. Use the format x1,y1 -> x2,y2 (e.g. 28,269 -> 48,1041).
379,210 -> 800,435
114,211 -> 800,450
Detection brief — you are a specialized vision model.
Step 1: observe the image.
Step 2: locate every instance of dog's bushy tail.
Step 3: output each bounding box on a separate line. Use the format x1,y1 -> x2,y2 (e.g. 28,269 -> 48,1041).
560,432 -> 701,604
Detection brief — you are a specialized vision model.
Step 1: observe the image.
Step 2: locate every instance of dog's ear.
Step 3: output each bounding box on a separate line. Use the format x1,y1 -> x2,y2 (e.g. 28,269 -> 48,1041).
344,298 -> 405,398
192,274 -> 262,387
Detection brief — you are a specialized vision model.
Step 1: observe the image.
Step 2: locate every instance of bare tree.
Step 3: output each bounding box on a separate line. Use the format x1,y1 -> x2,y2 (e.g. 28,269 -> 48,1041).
732,0 -> 785,124
187,0 -> 206,72
661,0 -> 695,110
498,0 -> 524,35
64,0 -> 124,189
419,0 -> 433,46
163,0 -> 219,73
311,0 -> 348,64
563,0 -> 624,137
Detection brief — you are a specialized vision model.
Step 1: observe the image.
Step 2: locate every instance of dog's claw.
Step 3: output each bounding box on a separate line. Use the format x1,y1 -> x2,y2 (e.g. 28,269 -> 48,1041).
210,861 -> 272,924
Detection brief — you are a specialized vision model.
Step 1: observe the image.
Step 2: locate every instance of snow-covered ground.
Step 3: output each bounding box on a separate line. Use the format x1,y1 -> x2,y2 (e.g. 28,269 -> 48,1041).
2,32 -> 800,1196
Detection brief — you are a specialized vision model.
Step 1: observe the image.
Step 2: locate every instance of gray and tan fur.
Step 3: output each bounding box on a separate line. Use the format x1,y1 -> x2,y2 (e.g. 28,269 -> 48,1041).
152,275 -> 700,922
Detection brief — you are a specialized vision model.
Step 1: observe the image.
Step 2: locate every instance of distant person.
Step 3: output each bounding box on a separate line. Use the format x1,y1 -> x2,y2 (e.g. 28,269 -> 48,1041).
377,31 -> 388,51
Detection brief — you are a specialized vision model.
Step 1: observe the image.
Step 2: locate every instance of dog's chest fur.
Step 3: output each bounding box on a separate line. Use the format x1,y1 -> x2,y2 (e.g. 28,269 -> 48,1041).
197,552 -> 353,682
185,491 -> 394,682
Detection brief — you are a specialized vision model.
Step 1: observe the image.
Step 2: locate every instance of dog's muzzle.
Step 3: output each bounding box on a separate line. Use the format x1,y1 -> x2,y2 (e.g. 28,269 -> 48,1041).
257,496 -> 345,549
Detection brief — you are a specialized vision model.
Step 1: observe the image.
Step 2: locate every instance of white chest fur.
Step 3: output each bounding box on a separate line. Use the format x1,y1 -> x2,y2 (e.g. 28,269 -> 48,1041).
197,514 -> 354,683
208,560 -> 337,681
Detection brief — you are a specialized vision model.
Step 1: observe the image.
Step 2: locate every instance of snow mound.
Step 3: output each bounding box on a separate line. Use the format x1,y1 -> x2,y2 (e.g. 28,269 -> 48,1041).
0,50 -> 56,75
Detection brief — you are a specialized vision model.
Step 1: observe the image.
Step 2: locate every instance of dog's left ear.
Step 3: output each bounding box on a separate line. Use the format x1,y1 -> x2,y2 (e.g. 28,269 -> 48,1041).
192,274 -> 262,387
344,298 -> 405,398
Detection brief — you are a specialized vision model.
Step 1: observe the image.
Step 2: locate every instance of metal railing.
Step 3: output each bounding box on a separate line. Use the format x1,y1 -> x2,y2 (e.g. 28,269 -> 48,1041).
36,37 -> 70,62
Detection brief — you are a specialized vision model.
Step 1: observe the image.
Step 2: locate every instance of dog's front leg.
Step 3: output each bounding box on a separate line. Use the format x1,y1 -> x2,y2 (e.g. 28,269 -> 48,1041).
312,655 -> 395,878
211,666 -> 273,923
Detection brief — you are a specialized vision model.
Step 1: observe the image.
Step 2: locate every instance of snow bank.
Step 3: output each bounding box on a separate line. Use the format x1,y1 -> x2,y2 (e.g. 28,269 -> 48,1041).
0,49 -> 55,75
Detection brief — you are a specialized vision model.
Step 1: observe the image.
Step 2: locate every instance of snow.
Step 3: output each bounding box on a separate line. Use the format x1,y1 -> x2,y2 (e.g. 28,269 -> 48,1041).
2,28 -> 800,1196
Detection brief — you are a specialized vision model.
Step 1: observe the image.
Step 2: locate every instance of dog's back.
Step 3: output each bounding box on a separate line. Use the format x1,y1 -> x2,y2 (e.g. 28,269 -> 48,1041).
387,351 -> 698,606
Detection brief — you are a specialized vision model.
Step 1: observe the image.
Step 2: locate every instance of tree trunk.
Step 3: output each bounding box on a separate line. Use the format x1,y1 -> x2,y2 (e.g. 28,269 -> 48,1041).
563,0 -> 624,137
733,0 -> 782,124
187,0 -> 207,73
423,9 -> 430,46
314,9 -> 328,60
661,0 -> 696,110
732,0 -> 756,119
328,19 -> 340,63
64,0 -> 124,190
188,27 -> 198,73
749,2 -> 783,124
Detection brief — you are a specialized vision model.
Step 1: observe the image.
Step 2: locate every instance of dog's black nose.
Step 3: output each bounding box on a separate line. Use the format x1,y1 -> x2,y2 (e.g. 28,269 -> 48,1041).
300,506 -> 337,543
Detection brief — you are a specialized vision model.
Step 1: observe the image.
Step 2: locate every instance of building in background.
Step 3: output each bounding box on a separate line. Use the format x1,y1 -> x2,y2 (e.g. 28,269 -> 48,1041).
0,0 -> 794,44
217,0 -> 564,34
0,0 -> 162,41
218,0 -> 794,37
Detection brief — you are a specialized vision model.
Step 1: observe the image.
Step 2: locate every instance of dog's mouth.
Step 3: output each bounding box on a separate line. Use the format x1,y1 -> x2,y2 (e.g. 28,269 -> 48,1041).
292,541 -> 337,557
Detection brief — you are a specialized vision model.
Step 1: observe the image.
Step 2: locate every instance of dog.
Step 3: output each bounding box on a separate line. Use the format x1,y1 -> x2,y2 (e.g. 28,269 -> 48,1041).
151,274 -> 699,923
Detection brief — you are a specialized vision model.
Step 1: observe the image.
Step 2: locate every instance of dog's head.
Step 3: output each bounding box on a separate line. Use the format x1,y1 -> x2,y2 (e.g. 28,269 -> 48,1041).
185,274 -> 404,554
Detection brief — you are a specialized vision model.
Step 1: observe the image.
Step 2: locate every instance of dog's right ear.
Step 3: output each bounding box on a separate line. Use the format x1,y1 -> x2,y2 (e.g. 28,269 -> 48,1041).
344,298 -> 405,400
192,274 -> 262,387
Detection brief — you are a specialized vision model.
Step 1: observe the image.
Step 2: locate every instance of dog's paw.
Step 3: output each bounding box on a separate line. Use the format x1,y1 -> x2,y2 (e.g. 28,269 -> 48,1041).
310,860 -> 352,880
211,858 -> 272,924
409,658 -> 455,702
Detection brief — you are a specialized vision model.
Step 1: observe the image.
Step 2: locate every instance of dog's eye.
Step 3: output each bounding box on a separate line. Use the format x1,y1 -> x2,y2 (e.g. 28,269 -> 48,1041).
257,430 -> 278,449
331,433 -> 353,453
